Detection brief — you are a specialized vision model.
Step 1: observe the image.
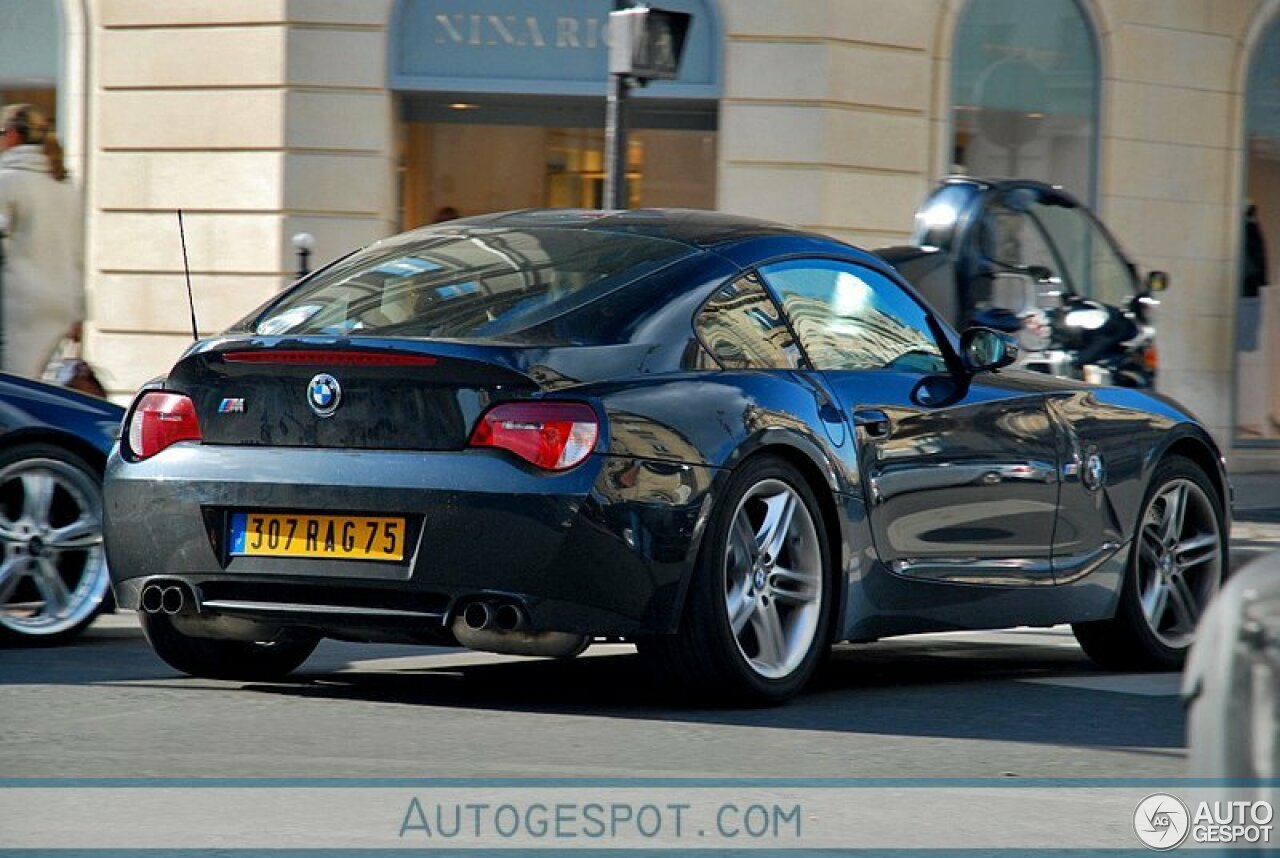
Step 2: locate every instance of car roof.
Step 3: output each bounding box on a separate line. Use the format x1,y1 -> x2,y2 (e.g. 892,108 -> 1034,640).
407,208 -> 822,250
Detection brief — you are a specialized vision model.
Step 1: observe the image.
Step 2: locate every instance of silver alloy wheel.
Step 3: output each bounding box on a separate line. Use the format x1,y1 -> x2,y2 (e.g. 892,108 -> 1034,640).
1135,478 -> 1222,649
0,457 -> 108,637
723,478 -> 823,679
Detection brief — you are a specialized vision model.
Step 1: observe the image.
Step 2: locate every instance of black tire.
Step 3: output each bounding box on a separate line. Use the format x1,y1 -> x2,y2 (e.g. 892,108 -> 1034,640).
637,456 -> 834,706
140,610 -> 319,681
1073,456 -> 1226,671
0,443 -> 110,646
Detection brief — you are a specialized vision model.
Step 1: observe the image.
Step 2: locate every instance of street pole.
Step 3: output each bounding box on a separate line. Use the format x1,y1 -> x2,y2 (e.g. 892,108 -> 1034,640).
603,72 -> 630,210
0,213 -> 7,369
605,4 -> 691,211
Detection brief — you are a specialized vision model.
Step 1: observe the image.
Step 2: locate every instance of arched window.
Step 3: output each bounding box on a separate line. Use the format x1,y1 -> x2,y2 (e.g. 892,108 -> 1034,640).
950,0 -> 1099,203
1236,13 -> 1280,444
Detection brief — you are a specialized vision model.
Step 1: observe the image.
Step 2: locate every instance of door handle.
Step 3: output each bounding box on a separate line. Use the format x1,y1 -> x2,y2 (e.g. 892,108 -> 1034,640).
852,408 -> 891,438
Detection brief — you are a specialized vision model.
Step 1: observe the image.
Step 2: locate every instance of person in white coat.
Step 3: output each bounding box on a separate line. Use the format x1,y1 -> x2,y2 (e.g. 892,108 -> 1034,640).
0,104 -> 84,379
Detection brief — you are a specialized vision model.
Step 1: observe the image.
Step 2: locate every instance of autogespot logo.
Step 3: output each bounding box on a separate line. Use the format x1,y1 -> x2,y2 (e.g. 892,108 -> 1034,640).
1135,793 -> 1190,850
307,373 -> 342,417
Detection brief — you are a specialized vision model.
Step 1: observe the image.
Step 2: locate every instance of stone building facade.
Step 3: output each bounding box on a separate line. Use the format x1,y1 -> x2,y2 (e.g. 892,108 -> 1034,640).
3,0 -> 1279,467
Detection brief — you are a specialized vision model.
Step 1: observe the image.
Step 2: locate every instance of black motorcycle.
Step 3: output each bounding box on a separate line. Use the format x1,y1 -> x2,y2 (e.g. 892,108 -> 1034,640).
878,177 -> 1168,387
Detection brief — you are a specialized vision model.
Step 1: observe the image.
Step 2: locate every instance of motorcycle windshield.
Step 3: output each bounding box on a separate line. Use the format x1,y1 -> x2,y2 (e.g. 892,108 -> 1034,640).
1024,200 -> 1140,308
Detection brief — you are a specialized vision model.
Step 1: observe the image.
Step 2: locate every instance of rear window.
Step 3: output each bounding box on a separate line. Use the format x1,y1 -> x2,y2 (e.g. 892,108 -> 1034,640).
251,228 -> 691,340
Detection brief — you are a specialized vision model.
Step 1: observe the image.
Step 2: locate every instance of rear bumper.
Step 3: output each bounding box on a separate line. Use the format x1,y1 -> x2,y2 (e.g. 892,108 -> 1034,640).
104,443 -> 718,639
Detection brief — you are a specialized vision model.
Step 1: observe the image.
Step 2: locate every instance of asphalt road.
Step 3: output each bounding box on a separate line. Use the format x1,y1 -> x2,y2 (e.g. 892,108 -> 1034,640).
1,616 -> 1188,780
5,508 -> 1276,783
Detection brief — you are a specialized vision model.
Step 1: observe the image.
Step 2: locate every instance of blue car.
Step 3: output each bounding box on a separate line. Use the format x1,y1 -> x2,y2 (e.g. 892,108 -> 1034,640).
104,210 -> 1227,703
0,374 -> 123,644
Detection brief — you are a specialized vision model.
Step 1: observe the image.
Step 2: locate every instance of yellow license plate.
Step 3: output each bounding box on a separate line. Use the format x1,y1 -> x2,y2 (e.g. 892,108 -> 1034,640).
230,513 -> 406,562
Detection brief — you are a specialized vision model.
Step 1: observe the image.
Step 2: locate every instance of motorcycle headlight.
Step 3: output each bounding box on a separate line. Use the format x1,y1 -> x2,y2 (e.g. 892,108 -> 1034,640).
1063,308 -> 1110,330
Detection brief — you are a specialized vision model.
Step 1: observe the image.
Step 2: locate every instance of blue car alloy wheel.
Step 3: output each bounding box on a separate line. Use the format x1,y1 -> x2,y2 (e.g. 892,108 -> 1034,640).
0,444 -> 110,644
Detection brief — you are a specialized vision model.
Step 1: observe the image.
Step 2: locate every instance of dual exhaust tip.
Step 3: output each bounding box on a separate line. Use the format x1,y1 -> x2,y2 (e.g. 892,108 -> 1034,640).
140,583 -> 189,616
452,599 -> 588,659
461,600 -> 528,633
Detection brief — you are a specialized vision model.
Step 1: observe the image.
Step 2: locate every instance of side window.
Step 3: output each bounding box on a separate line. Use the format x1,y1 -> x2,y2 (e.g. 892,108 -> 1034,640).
760,259 -> 947,373
694,273 -> 802,370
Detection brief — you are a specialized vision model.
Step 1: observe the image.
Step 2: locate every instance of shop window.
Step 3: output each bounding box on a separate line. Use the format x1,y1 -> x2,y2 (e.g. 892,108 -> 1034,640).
399,120 -> 716,229
389,0 -> 721,227
950,0 -> 1099,203
0,0 -> 61,130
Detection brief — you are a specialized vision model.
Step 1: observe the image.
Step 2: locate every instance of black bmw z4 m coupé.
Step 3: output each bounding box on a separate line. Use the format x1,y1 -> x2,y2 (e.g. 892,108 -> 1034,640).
104,209 -> 1229,704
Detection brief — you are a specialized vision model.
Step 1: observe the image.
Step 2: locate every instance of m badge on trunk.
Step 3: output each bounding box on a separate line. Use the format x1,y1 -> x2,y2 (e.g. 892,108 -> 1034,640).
308,373 -> 341,417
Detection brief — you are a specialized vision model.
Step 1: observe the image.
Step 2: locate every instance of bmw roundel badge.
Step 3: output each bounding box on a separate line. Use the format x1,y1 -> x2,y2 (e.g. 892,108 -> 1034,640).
307,373 -> 341,417
1083,450 -> 1106,491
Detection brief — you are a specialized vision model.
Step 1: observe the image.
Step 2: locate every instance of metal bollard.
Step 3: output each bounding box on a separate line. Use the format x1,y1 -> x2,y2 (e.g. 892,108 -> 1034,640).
292,232 -> 314,279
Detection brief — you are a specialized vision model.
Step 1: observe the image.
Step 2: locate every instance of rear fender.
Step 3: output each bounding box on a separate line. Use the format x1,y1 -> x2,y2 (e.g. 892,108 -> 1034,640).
591,373 -> 865,638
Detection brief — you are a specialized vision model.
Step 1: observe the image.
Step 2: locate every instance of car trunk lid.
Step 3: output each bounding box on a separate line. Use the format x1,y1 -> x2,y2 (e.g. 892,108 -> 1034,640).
165,337 -> 540,450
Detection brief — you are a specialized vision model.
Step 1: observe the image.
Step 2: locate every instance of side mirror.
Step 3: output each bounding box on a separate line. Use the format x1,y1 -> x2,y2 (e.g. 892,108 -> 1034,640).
959,327 -> 1019,373
1146,270 -> 1169,292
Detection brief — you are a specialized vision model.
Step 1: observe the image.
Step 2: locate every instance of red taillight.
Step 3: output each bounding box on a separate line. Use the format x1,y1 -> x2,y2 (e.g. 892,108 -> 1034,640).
468,402 -> 600,471
1144,344 -> 1159,373
125,392 -> 203,460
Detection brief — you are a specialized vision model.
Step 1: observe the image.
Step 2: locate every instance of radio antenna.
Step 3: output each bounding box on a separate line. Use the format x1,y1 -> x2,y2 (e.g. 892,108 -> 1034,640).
177,210 -> 199,341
